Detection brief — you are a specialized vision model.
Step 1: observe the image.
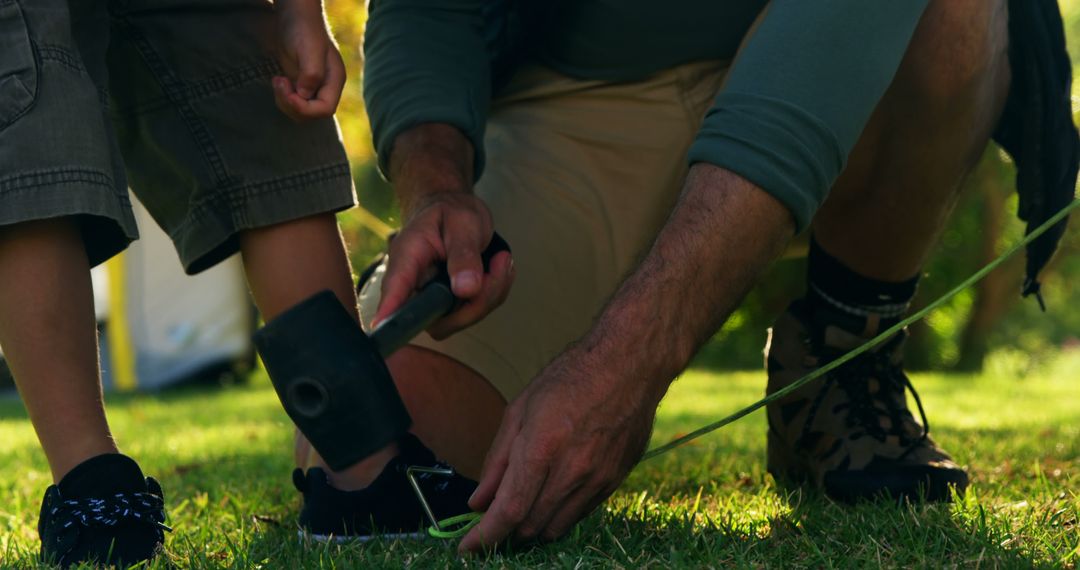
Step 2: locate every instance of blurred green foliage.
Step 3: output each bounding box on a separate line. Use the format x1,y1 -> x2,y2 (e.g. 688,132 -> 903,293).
327,1 -> 1080,372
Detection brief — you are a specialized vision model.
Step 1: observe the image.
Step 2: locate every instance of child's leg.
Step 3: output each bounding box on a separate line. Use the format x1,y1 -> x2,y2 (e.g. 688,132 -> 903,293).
0,0 -> 169,562
0,219 -> 164,567
238,213 -> 399,489
0,219 -> 115,481
238,214 -> 355,321
105,0 -> 414,495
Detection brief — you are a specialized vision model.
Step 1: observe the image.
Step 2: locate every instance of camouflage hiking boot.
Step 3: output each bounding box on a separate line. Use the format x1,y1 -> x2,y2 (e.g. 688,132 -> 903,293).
764,301 -> 968,503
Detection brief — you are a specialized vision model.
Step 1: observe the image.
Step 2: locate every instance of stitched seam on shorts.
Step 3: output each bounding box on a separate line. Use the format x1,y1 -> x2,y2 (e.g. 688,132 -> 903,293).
227,162 -> 351,207
124,28 -> 236,187
0,168 -> 126,206
33,43 -> 111,105
117,59 -> 283,115
172,162 -> 351,237
34,43 -> 84,74
182,59 -> 281,101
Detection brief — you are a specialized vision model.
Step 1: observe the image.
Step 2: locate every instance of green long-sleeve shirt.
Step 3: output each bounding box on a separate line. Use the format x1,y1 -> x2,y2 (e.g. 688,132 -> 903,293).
363,0 -> 929,231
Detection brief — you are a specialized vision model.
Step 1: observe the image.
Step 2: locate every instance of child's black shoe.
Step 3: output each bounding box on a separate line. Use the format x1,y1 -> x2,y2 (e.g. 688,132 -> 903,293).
38,454 -> 169,567
294,434 -> 477,541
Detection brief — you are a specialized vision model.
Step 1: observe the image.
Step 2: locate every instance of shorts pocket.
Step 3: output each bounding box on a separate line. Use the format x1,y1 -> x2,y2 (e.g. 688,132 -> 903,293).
0,0 -> 37,130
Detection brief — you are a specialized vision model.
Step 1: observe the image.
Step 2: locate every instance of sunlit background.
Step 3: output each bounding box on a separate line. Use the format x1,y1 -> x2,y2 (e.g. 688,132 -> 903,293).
0,4 -> 1078,567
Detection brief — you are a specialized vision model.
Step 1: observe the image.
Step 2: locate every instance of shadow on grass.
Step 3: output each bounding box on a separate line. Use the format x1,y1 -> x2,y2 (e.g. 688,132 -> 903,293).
3,375 -> 1077,567
594,487 -> 1052,567
144,438 -> 1075,567
3,438 -> 1073,567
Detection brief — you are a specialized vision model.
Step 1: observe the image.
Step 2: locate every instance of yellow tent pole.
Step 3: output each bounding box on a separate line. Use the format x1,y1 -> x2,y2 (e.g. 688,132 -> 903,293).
105,254 -> 137,391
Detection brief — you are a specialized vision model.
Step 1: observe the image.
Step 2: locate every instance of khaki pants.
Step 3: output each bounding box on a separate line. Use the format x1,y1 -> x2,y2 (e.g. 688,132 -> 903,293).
360,61 -> 731,400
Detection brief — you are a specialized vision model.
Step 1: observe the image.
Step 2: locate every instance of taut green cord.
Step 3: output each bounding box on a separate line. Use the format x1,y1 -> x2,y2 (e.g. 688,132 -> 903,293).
429,512 -> 482,539
431,197 -> 1079,538
642,196 -> 1080,462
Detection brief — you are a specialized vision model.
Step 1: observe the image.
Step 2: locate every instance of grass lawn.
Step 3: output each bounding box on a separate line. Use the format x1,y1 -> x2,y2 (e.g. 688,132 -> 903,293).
1,352 -> 1078,568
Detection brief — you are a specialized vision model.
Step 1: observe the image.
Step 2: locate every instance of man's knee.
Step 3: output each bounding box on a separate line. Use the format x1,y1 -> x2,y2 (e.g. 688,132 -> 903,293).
895,0 -> 1010,113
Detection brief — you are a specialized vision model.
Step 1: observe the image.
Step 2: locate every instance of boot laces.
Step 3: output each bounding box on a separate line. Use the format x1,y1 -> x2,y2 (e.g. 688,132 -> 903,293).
800,338 -> 930,454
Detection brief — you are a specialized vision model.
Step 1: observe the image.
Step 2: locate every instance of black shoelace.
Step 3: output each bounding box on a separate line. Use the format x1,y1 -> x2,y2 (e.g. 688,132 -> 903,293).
51,493 -> 171,533
800,341 -> 930,457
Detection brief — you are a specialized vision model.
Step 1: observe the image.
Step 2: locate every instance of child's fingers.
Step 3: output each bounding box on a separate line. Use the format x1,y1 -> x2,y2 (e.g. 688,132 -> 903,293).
272,75 -> 333,122
272,76 -> 305,122
314,48 -> 346,111
285,93 -> 335,119
284,48 -> 341,120
272,46 -> 341,121
295,42 -> 327,99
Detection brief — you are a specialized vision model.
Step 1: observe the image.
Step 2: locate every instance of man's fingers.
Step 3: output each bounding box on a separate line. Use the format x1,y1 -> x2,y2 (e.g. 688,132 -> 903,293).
459,442 -> 548,553
373,239 -> 439,326
444,219 -> 487,300
489,251 -> 515,308
373,261 -> 422,326
468,403 -> 520,512
428,251 -> 514,339
514,476 -> 584,543
538,479 -> 614,542
368,196 -> 497,335
510,430 -> 598,542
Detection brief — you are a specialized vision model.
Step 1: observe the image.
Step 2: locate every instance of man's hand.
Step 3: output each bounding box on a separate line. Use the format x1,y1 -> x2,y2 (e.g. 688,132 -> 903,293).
372,124 -> 514,338
460,345 -> 658,552
457,164 -> 795,553
272,0 -> 345,121
373,192 -> 514,338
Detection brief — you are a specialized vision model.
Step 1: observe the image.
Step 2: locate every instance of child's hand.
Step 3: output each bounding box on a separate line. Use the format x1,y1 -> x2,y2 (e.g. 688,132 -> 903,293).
273,0 -> 345,121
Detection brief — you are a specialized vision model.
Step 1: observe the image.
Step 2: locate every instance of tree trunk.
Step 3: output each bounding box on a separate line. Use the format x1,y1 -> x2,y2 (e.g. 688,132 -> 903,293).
955,156 -> 1022,372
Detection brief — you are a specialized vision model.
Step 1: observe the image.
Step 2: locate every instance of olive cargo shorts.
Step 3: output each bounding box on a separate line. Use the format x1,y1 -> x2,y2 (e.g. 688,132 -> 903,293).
0,0 -> 355,273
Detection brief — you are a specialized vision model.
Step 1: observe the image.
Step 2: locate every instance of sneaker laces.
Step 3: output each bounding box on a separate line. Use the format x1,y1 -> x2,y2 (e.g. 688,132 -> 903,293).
799,337 -> 930,456
50,493 -> 171,534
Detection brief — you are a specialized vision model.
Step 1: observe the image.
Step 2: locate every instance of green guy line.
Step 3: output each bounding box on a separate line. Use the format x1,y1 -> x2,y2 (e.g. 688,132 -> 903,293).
642,197 -> 1080,462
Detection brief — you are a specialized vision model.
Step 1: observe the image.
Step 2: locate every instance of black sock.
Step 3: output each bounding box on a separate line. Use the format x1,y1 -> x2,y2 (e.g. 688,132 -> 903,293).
805,237 -> 919,333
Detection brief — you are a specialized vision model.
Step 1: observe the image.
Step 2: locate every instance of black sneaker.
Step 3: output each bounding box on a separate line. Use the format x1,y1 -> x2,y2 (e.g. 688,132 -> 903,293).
38,454 -> 169,567
294,434 -> 478,541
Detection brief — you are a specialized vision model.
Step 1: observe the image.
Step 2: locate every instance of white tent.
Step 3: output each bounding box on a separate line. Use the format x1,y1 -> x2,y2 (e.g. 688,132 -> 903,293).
97,197 -> 257,391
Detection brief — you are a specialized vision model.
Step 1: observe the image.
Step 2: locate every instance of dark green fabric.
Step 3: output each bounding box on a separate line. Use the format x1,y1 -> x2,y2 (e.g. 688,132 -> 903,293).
0,0 -> 355,273
993,0 -> 1079,302
363,0 -> 929,230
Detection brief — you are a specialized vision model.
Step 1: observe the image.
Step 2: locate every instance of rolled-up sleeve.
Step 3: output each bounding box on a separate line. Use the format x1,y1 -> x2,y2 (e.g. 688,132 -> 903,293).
687,0 -> 930,231
363,0 -> 494,179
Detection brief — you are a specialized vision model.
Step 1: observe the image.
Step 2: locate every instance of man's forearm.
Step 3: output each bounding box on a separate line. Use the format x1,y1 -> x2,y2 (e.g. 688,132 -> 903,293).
388,124 -> 475,216
578,164 -> 795,400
